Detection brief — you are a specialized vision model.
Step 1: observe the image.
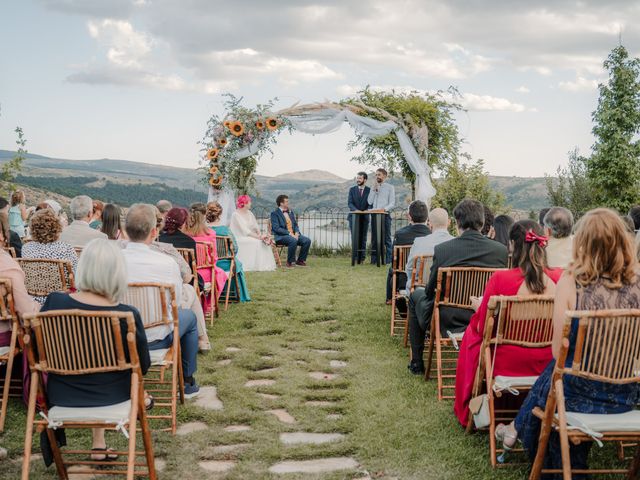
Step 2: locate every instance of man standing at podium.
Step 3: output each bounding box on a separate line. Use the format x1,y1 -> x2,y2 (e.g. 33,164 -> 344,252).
348,172 -> 371,263
368,168 -> 395,264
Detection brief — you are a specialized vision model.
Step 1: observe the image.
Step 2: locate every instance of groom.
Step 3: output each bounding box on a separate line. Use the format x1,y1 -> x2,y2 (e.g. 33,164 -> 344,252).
271,195 -> 311,268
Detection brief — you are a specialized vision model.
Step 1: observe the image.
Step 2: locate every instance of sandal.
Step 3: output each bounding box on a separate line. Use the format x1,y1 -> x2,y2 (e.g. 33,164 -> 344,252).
144,392 -> 155,411
90,447 -> 119,461
198,340 -> 212,353
495,424 -> 518,463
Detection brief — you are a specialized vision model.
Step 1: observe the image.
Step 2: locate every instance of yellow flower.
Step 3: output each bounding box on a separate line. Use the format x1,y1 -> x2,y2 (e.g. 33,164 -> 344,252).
266,117 -> 279,131
229,121 -> 244,137
255,120 -> 265,130
206,148 -> 219,160
209,165 -> 219,174
217,137 -> 228,147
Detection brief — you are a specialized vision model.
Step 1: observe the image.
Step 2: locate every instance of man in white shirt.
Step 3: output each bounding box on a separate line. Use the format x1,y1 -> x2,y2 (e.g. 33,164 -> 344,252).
122,203 -> 200,398
367,168 -> 395,264
405,208 -> 453,283
543,207 -> 574,269
59,195 -> 107,247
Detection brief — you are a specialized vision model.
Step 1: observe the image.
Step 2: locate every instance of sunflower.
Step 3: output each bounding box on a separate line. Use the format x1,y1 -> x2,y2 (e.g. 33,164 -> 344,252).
210,174 -> 224,187
228,121 -> 244,137
266,117 -> 279,131
223,120 -> 231,127
206,148 -> 219,160
209,165 -> 219,175
255,120 -> 265,130
217,137 -> 228,147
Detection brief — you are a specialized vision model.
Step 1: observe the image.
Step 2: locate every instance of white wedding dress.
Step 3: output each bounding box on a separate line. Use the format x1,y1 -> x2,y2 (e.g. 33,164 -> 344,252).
230,210 -> 276,272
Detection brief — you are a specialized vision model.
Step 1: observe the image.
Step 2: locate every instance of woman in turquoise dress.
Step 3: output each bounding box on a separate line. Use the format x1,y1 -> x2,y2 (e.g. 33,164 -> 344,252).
206,201 -> 251,302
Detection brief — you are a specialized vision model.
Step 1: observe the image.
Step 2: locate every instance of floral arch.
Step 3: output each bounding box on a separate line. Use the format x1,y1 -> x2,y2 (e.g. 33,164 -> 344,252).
201,94 -> 436,224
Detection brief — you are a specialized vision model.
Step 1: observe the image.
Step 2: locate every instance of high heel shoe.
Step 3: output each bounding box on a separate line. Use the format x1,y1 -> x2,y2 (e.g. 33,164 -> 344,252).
495,423 -> 518,463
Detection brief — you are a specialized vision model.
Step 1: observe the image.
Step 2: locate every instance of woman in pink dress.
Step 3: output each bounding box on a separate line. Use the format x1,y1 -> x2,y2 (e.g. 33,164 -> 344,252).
453,219 -> 563,428
184,203 -> 228,313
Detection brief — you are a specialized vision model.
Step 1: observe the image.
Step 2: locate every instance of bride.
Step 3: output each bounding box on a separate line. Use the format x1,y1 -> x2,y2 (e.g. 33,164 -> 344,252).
229,195 -> 276,272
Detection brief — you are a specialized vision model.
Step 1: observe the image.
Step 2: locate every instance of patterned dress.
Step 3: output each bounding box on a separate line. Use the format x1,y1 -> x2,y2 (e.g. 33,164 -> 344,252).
21,241 -> 78,304
514,275 -> 640,478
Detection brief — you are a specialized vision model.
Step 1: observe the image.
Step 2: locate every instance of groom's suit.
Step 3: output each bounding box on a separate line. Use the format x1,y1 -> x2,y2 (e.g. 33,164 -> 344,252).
271,208 -> 311,264
348,185 -> 370,262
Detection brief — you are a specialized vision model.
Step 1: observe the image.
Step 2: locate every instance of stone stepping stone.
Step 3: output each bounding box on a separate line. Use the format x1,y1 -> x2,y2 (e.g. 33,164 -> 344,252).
210,443 -> 250,455
326,414 -> 342,420
245,379 -> 276,387
330,360 -> 347,368
256,367 -> 278,374
305,400 -> 336,407
225,347 -> 241,352
280,432 -> 345,445
313,349 -> 340,354
296,360 -> 308,365
260,355 -> 273,360
269,457 -> 358,474
67,465 -> 96,479
176,421 -> 208,436
257,393 -> 280,400
193,386 -> 224,410
0,447 -> 6,461
309,371 -> 338,380
199,460 -> 236,473
266,409 -> 296,424
224,425 -> 252,432
217,358 -> 232,366
155,458 -> 166,472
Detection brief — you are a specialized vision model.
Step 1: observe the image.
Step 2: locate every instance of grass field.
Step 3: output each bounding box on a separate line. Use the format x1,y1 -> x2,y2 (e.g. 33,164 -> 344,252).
0,257 -> 625,479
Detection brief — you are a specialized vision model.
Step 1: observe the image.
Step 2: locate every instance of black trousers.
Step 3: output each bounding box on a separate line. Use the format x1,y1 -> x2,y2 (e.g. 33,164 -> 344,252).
348,214 -> 369,262
370,213 -> 392,264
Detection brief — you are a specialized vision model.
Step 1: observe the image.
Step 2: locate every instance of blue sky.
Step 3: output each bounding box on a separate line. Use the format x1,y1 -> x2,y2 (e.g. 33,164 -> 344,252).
0,1 -> 635,179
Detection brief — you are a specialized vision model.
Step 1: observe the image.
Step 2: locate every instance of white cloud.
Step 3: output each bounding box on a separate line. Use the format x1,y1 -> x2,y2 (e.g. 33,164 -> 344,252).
87,19 -> 152,68
558,75 -> 600,92
516,86 -> 530,93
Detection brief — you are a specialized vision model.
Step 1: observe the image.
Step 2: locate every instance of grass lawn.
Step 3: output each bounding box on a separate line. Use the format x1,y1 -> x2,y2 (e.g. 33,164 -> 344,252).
0,257 -> 625,479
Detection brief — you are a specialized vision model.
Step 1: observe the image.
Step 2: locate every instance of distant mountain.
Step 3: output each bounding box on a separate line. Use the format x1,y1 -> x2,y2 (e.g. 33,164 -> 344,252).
272,170 -> 346,183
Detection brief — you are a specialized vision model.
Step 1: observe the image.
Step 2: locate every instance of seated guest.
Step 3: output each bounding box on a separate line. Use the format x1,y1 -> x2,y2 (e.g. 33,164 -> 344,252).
185,203 -> 228,309
206,201 -> 251,302
42,199 -> 68,227
8,190 -> 30,239
101,203 -> 126,240
230,195 -> 276,271
538,207 -> 551,227
542,206 -> 574,269
41,238 -> 150,459
454,220 -> 563,427
270,194 -> 311,268
488,214 -> 514,248
0,197 -> 23,257
481,205 -> 494,237
60,195 -> 107,247
159,207 -> 195,249
122,203 -> 200,397
496,209 -> 640,473
0,212 -> 39,347
156,200 -> 173,220
629,205 -> 640,232
385,200 -> 431,304
407,199 -> 508,374
405,208 -> 453,285
22,209 -> 79,304
89,200 -> 104,229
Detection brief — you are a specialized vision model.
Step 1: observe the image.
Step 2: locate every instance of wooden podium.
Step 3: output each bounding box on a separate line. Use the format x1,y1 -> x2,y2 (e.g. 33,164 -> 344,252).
351,209 -> 386,267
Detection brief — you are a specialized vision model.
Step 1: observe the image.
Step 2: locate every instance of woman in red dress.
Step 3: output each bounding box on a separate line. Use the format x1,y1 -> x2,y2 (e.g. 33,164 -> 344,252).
453,219 -> 563,427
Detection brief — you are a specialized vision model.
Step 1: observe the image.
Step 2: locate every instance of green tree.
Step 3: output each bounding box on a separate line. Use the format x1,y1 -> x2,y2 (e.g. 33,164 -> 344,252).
587,45 -> 640,211
1,127 -> 27,196
431,156 -> 505,217
545,148 -> 592,217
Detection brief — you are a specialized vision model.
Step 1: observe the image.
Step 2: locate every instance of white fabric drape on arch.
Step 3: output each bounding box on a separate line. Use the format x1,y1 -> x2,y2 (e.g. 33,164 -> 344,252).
209,108 -> 436,224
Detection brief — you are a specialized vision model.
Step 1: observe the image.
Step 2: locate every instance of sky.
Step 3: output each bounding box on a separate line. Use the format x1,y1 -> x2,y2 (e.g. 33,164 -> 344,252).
0,0 -> 637,180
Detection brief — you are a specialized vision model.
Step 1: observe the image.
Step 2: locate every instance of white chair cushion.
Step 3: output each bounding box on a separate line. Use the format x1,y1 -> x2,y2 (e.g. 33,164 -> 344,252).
0,346 -> 10,356
494,375 -> 538,389
149,348 -> 170,366
398,289 -> 408,296
565,410 -> 640,433
48,400 -> 131,424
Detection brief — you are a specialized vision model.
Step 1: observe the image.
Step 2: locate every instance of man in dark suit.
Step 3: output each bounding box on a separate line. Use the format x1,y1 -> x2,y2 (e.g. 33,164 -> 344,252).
271,194 -> 311,268
348,172 -> 371,263
385,200 -> 431,303
407,199 -> 508,374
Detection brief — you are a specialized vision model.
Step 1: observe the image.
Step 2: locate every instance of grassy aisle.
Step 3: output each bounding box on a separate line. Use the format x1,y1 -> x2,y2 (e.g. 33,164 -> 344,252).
1,257 -> 620,478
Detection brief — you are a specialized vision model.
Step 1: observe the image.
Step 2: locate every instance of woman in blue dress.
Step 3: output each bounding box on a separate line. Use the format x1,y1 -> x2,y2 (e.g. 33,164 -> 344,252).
205,201 -> 251,302
495,209 -> 640,478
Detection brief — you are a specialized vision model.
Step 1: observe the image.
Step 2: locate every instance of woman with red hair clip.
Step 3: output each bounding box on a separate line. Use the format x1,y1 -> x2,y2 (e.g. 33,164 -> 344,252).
229,195 -> 276,271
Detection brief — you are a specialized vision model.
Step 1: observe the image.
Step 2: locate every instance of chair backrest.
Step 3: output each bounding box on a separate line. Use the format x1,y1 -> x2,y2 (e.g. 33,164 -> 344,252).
195,241 -> 215,269
176,247 -> 198,275
435,267 -> 503,310
2,247 -> 16,258
215,236 -> 234,260
408,255 -> 433,291
124,283 -> 177,330
392,245 -> 412,273
561,309 -> 640,384
17,258 -> 75,297
74,246 -> 83,257
0,278 -> 16,323
485,295 -> 555,348
22,309 -> 138,375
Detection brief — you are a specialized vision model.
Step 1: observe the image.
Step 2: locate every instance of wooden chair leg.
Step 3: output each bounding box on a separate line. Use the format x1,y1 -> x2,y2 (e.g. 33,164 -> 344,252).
224,270 -> 232,311
488,392 -> 497,467
21,372 -> 39,480
403,309 -> 410,348
435,330 -> 444,400
139,389 -> 157,480
628,444 -> 640,479
554,380 -> 572,480
529,396 -> 557,479
0,331 -> 16,432
425,319 -> 436,380
127,383 -> 139,480
46,425 -> 68,480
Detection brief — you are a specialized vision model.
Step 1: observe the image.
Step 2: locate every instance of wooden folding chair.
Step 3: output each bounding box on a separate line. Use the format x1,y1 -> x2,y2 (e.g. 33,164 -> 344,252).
2,246 -> 16,258
124,283 -> 184,435
17,258 -> 75,298
215,235 -> 240,311
425,267 -> 502,400
0,278 -> 20,432
265,219 -> 285,268
21,309 -> 156,480
530,308 -> 640,480
176,247 -> 203,301
467,295 -> 555,466
390,245 -> 412,338
402,254 -> 433,348
195,241 -> 219,324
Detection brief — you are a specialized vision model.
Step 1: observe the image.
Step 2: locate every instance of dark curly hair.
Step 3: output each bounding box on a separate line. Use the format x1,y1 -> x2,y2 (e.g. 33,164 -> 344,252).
29,209 -> 62,244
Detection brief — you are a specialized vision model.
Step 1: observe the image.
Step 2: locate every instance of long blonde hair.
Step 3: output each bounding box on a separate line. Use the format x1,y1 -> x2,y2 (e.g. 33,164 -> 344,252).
570,208 -> 638,289
184,203 -> 209,236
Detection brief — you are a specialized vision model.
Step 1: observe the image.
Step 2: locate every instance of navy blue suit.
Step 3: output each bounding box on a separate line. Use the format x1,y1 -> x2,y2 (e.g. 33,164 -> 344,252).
348,185 -> 370,262
270,209 -> 311,264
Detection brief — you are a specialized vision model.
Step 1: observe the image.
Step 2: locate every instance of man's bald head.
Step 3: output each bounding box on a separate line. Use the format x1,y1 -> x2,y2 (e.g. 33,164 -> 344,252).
428,208 -> 449,230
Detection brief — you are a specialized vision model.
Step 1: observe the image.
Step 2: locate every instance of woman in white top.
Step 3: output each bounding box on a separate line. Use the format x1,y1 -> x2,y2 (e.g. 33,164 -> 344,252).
229,195 -> 276,272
